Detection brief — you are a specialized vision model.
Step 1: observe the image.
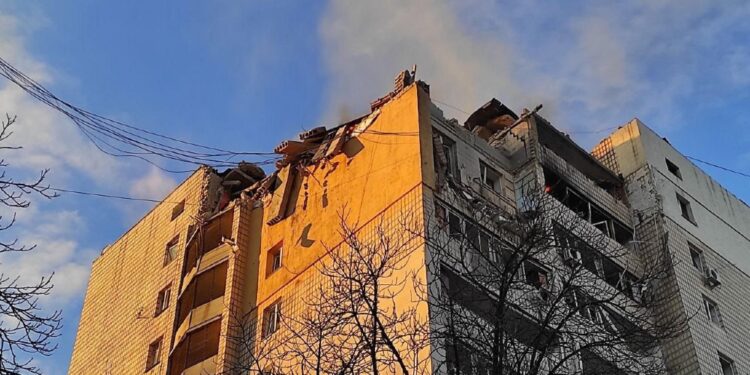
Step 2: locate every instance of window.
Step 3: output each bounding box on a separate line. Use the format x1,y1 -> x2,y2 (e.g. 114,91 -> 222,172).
263,301 -> 282,338
524,262 -> 549,290
171,200 -> 185,220
676,193 -> 695,224
434,130 -> 460,180
448,211 -> 463,238
145,337 -> 162,371
479,161 -> 502,194
154,284 -> 171,316
163,236 -> 179,266
719,353 -> 737,375
665,158 -> 682,179
703,296 -> 723,326
266,244 -> 283,276
689,243 -> 704,273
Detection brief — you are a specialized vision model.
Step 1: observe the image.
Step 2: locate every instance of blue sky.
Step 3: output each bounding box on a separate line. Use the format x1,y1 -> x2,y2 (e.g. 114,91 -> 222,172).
1,1 -> 749,372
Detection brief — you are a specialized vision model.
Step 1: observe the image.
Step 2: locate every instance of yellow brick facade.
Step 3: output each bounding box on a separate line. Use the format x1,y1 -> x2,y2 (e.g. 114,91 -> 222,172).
69,168 -> 212,374
69,83 -> 437,374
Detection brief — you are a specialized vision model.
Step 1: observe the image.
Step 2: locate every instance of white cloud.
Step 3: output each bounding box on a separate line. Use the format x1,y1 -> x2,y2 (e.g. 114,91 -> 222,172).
319,0 -> 527,123
319,0 -> 750,144
130,166 -> 177,201
0,210 -> 97,304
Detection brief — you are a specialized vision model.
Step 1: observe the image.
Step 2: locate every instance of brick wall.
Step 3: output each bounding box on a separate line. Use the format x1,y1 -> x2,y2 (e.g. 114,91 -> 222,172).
68,168 -> 211,374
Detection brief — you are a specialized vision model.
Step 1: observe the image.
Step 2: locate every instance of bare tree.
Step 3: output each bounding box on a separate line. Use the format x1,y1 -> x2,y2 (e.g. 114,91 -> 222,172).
424,186 -> 687,375
225,210 -> 431,375
0,114 -> 61,375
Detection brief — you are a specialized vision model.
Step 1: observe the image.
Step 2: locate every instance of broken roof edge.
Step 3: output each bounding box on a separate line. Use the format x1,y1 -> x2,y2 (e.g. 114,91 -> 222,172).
533,113 -> 623,187
464,98 -> 519,131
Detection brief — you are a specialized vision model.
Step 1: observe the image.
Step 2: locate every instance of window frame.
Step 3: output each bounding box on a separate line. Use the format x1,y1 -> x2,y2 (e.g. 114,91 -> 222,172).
145,336 -> 163,371
479,160 -> 502,194
434,130 -> 460,180
266,243 -> 283,277
703,295 -> 723,327
163,236 -> 180,266
263,300 -> 282,339
154,284 -> 171,317
719,352 -> 737,375
171,200 -> 186,221
676,193 -> 696,224
688,242 -> 705,273
665,158 -> 682,180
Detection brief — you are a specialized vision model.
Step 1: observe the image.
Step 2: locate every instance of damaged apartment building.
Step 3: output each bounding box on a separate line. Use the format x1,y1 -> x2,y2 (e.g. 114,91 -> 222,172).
69,70 -> 750,375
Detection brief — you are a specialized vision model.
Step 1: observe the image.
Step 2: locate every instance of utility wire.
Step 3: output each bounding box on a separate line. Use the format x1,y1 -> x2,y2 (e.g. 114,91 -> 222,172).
48,187 -> 199,205
0,56 -> 278,173
686,156 -> 750,179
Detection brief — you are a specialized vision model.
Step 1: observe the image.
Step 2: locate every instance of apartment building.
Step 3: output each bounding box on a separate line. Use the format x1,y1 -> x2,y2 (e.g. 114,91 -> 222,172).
70,72 -> 709,374
595,121 -> 750,375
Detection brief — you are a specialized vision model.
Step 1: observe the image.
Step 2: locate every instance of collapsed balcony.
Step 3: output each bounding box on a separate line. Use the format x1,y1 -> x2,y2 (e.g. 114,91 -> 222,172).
183,208 -> 234,276
544,167 -> 633,246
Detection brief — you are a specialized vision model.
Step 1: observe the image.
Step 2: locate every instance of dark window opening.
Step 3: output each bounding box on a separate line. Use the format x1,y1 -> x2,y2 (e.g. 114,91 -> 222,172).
448,211 -> 463,238
544,168 -> 632,245
703,295 -> 723,326
480,160 -> 502,194
665,159 -> 682,180
676,193 -> 695,224
719,353 -> 737,375
145,337 -> 162,371
446,340 -> 491,375
524,262 -> 549,290
171,200 -> 185,221
434,130 -> 461,181
689,243 -> 704,273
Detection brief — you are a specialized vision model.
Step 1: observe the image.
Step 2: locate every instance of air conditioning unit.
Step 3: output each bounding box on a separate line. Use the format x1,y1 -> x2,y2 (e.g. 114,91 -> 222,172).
563,248 -> 582,266
705,267 -> 721,287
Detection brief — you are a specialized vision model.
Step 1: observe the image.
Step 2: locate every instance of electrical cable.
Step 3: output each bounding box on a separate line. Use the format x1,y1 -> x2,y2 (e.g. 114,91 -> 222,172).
686,156 -> 750,179
0,56 -> 278,173
48,187 -> 199,205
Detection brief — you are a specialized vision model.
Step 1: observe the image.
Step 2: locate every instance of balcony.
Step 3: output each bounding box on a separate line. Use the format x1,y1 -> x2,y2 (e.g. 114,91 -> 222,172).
183,209 -> 234,276
169,318 -> 221,375
177,260 -> 228,330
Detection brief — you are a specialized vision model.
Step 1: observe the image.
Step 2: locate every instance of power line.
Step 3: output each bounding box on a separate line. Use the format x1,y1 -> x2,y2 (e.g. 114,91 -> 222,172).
0,56 -> 278,173
686,156 -> 750,179
48,187 -> 199,205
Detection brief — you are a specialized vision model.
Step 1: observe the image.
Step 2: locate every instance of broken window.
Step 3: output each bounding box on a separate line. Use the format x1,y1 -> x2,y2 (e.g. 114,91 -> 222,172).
703,296 -> 723,326
263,300 -> 282,338
434,130 -> 460,180
154,284 -> 171,317
689,242 -> 704,273
479,160 -> 502,194
676,193 -> 696,224
719,353 -> 737,375
544,168 -> 633,245
145,337 -> 163,371
171,200 -> 185,221
665,158 -> 682,180
163,236 -> 179,266
267,243 -> 283,276
448,211 -> 463,238
524,262 -> 549,290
